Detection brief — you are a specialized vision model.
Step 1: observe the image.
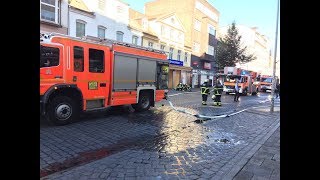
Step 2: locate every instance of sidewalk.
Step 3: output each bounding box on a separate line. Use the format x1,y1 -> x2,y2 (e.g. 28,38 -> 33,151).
232,127 -> 280,180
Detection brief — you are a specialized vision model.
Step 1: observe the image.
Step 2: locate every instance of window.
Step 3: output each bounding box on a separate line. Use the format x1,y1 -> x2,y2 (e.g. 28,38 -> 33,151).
132,36 -> 138,45
164,27 -> 169,37
40,45 -> 59,68
194,19 -> 201,31
208,45 -> 214,56
89,49 -> 104,73
177,50 -> 181,61
73,46 -> 84,72
161,25 -> 165,36
98,0 -> 105,10
184,52 -> 188,63
169,48 -> 174,59
178,32 -> 183,41
40,0 -> 60,24
160,45 -> 165,51
156,63 -> 169,90
142,19 -> 148,29
193,42 -> 200,52
208,25 -> 216,36
116,31 -> 124,42
97,26 -> 106,39
148,41 -> 153,48
170,29 -> 174,39
76,20 -> 86,37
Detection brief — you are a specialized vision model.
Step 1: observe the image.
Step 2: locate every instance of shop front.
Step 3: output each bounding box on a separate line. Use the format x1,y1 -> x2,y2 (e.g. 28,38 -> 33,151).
192,69 -> 214,87
168,59 -> 192,89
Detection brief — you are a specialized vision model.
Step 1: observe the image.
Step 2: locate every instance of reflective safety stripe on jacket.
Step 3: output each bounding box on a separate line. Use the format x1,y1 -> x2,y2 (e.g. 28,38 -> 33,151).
201,87 -> 210,95
213,86 -> 223,95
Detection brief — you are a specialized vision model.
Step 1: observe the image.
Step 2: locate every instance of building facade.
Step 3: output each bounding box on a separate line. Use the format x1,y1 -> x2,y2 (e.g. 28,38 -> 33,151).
144,0 -> 220,87
68,0 -> 142,45
40,0 -> 69,34
218,25 -> 272,76
130,9 -> 192,89
148,13 -> 192,89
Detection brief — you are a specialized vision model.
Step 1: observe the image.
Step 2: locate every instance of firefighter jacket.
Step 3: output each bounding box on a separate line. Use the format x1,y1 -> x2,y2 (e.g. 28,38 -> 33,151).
213,83 -> 223,95
200,82 -> 210,95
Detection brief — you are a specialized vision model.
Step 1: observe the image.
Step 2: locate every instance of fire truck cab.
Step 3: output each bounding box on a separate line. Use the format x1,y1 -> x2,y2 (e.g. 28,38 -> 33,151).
223,74 -> 257,96
257,75 -> 275,92
40,33 -> 169,125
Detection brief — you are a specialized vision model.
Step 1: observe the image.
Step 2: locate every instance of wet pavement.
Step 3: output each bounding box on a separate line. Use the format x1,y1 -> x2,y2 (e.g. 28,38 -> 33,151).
40,90 -> 280,179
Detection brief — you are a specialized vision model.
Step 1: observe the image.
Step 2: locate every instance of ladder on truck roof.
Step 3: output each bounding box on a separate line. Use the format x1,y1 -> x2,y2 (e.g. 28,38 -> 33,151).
40,32 -> 167,55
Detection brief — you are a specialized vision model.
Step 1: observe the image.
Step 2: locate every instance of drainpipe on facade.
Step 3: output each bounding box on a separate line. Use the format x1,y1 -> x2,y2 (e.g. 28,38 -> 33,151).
67,5 -> 70,35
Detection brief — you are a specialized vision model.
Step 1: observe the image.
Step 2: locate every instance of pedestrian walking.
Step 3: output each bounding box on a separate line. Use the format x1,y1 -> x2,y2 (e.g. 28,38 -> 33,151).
234,79 -> 240,102
200,79 -> 210,105
212,79 -> 223,106
275,83 -> 280,98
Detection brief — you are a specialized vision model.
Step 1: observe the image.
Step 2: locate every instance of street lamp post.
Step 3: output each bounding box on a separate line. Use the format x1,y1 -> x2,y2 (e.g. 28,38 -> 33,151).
270,0 -> 279,112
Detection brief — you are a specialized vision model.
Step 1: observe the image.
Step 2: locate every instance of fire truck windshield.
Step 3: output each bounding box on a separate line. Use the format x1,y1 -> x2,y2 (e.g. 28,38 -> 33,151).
261,78 -> 272,83
225,75 -> 241,82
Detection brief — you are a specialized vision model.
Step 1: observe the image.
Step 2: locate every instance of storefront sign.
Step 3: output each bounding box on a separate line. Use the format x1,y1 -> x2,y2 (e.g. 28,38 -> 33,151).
169,59 -> 183,66
204,62 -> 211,69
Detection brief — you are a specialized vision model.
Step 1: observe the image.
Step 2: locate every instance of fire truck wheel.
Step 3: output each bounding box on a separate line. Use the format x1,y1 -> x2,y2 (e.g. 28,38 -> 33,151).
47,96 -> 79,126
132,92 -> 151,112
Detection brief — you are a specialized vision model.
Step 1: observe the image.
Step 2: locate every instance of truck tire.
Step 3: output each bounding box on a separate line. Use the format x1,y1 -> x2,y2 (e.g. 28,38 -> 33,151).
132,92 -> 151,112
226,92 -> 230,95
47,96 -> 79,126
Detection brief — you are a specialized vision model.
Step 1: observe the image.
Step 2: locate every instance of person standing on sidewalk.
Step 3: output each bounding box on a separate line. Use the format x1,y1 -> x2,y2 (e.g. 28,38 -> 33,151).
234,79 -> 240,102
200,79 -> 210,105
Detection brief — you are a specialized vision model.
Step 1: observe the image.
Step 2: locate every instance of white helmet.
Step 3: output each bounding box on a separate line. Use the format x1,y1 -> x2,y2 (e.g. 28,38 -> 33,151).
204,79 -> 209,83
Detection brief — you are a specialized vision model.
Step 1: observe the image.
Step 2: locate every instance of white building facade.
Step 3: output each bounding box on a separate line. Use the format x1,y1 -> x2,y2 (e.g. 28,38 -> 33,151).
218,25 -> 273,76
69,0 -> 142,45
40,0 -> 69,34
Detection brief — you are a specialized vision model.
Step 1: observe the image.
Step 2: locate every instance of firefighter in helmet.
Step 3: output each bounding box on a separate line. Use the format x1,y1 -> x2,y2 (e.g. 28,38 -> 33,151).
212,79 -> 223,106
200,79 -> 210,105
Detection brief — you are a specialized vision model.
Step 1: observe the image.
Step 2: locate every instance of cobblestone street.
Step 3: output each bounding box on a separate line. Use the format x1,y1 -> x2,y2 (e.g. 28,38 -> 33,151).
40,90 -> 280,179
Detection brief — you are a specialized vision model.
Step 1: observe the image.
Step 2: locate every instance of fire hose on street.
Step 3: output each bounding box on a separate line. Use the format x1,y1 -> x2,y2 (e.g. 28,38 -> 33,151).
164,93 -> 276,123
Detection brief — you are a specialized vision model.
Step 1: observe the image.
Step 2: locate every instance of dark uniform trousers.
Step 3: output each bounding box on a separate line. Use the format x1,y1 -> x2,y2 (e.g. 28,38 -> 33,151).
213,85 -> 223,106
200,83 -> 210,105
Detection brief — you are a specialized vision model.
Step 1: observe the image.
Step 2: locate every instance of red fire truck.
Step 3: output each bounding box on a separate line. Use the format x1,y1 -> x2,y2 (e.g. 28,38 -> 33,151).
40,33 -> 169,125
222,67 -> 257,96
257,75 -> 277,92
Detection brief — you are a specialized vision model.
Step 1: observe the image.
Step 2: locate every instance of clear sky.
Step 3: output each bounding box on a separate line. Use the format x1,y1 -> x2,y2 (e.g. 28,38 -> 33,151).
122,0 -> 279,58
